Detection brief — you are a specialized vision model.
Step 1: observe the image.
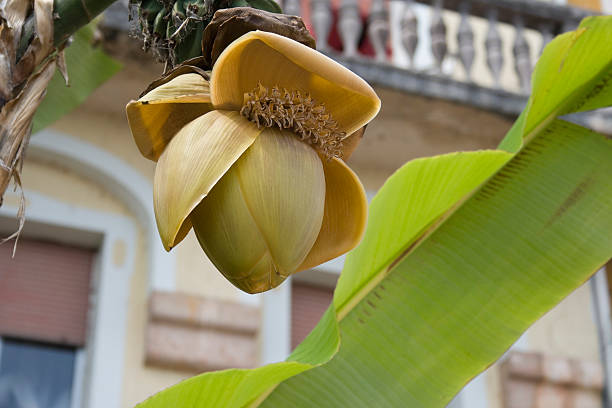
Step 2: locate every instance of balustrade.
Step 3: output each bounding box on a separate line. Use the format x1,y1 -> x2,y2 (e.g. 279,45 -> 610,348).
283,0 -> 594,96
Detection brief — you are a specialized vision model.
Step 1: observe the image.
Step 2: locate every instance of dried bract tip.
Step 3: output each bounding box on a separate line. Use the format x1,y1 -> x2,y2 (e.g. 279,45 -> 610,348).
240,83 -> 346,159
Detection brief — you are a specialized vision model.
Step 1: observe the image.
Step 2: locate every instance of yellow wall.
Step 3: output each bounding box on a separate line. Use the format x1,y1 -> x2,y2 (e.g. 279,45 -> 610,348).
528,283 -> 601,361
22,160 -> 128,215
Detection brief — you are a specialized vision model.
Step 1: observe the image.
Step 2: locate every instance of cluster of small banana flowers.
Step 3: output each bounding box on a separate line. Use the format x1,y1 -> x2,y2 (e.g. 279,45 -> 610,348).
126,9 -> 380,293
128,0 -> 281,66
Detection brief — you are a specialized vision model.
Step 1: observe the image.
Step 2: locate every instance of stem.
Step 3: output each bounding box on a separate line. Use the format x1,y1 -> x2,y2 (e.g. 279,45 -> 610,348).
16,0 -> 117,60
53,0 -> 117,45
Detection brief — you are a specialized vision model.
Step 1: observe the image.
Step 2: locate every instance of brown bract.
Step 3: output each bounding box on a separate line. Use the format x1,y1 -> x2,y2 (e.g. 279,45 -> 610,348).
201,7 -> 315,68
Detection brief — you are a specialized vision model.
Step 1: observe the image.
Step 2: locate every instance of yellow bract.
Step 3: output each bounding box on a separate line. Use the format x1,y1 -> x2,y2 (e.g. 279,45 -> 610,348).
154,110 -> 262,250
211,31 -> 381,136
191,129 -> 326,293
297,156 -> 367,271
126,30 -> 380,293
126,73 -> 213,161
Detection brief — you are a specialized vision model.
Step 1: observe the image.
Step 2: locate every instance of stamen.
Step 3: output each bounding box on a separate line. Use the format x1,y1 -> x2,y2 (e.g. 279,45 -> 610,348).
240,83 -> 346,159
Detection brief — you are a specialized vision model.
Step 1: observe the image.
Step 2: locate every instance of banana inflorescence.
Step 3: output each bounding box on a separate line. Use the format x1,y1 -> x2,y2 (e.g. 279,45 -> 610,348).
126,31 -> 381,293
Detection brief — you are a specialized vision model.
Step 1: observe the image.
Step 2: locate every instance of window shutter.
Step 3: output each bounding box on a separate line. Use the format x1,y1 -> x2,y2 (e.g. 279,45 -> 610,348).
0,239 -> 94,347
291,281 -> 333,350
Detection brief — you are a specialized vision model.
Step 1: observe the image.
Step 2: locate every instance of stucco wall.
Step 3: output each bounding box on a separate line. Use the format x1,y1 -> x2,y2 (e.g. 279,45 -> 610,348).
389,2 -> 543,94
529,283 -> 601,362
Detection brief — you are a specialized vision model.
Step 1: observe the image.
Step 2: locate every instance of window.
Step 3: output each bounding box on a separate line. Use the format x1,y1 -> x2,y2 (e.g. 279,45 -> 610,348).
0,338 -> 76,408
291,281 -> 334,350
0,238 -> 94,408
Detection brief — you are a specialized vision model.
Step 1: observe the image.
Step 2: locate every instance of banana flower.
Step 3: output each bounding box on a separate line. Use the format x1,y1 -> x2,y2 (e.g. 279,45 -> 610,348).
127,31 -> 380,293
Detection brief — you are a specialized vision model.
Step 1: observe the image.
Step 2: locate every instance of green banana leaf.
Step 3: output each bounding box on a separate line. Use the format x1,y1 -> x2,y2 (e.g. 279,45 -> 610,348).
498,16 -> 612,153
32,23 -> 121,134
136,16 -> 612,408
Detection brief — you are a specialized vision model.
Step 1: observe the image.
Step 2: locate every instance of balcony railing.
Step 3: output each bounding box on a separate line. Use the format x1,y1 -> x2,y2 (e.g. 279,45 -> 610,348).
282,0 -> 596,115
101,0 -> 611,128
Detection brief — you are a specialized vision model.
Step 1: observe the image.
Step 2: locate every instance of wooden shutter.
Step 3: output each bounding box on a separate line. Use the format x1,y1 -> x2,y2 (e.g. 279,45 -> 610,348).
291,281 -> 333,350
0,239 -> 94,346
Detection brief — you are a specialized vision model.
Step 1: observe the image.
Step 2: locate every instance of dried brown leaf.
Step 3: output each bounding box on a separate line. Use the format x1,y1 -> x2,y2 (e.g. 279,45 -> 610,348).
14,0 -> 53,84
0,58 -> 56,194
57,49 -> 68,85
0,16 -> 15,106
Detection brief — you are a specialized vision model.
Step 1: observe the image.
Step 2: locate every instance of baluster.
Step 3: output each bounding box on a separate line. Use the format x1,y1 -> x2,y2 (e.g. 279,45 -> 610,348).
311,0 -> 332,51
339,0 -> 362,57
456,1 -> 474,80
368,0 -> 389,62
400,0 -> 418,68
485,8 -> 503,88
283,0 -> 302,17
539,22 -> 553,55
430,0 -> 447,74
513,16 -> 531,94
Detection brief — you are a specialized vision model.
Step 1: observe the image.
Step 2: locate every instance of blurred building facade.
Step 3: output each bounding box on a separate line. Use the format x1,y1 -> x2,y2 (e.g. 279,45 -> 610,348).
0,0 -> 610,407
